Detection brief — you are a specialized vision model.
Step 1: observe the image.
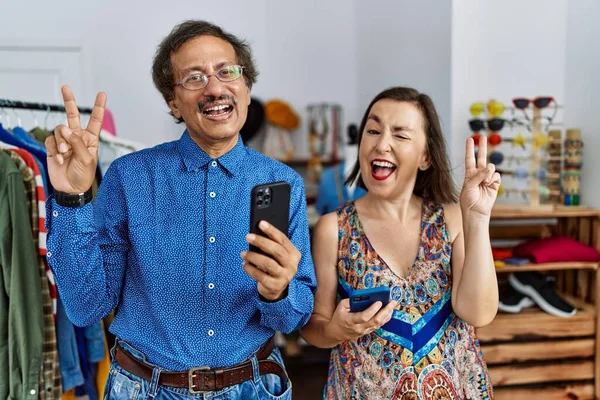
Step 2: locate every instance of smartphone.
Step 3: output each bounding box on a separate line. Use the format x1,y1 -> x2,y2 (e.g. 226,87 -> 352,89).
349,287 -> 391,313
249,181 -> 291,256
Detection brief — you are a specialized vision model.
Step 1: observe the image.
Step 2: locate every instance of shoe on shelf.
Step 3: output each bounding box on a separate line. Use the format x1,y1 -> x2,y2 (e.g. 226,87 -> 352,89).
508,272 -> 577,318
498,284 -> 535,313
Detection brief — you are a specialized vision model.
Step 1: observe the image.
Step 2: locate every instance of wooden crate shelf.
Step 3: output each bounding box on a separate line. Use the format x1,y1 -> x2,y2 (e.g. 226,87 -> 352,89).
481,338 -> 595,364
491,205 -> 600,219
494,383 -> 595,400
487,208 -> 600,397
477,296 -> 595,342
495,262 -> 599,274
489,361 -> 594,386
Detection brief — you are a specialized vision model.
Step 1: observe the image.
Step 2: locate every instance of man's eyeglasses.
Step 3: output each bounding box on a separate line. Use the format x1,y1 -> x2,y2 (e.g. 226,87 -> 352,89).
174,65 -> 245,90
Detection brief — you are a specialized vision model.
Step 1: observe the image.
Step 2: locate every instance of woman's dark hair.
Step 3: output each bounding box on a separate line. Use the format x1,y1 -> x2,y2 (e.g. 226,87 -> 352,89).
346,86 -> 458,204
151,20 -> 258,123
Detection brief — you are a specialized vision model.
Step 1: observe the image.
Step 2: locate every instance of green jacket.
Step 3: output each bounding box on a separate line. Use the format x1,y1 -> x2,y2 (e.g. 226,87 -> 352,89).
0,151 -> 43,399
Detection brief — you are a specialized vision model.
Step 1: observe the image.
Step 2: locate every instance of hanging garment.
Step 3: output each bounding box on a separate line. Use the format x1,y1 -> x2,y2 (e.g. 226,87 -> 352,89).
315,161 -> 366,215
7,148 -> 62,398
0,150 -> 44,399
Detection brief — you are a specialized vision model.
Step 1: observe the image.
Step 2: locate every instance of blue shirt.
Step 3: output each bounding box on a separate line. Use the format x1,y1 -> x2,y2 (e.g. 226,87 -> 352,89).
45,130 -> 316,370
315,161 -> 367,215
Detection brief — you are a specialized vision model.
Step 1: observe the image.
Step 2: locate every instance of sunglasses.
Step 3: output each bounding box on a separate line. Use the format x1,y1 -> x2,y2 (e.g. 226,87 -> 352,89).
513,96 -> 558,123
512,97 -> 554,109
469,118 -> 507,132
471,132 -> 502,147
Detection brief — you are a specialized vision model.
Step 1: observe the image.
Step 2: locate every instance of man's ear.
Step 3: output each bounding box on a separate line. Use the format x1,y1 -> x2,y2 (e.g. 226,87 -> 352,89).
169,99 -> 181,119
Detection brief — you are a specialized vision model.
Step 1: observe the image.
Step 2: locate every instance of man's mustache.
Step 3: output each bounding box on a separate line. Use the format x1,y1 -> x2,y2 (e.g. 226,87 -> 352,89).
197,95 -> 237,111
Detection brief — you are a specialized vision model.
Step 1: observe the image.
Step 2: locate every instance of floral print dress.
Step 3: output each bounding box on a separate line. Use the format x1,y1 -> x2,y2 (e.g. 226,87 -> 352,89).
324,200 -> 493,400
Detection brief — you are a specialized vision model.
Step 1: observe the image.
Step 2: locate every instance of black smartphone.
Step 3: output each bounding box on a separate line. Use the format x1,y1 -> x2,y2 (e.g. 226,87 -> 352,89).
249,181 -> 291,256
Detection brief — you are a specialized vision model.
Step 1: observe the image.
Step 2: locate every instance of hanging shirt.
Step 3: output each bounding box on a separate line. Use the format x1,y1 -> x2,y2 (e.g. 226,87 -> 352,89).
45,130 -> 316,371
5,150 -> 62,399
316,161 -> 367,215
0,151 -> 43,400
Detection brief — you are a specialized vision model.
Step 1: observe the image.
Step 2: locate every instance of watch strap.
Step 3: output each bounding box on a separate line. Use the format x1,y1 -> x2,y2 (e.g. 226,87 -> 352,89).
54,188 -> 93,208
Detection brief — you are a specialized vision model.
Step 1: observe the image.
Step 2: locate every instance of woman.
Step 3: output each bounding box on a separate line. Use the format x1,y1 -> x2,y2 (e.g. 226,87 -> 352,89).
301,87 -> 499,399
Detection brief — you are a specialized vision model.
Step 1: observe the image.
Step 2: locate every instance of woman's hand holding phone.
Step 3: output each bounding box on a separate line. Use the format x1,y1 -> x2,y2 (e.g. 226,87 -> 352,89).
325,298 -> 397,342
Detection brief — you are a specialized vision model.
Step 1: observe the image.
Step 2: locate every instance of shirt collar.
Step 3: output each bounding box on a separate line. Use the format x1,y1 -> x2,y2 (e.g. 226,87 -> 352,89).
177,129 -> 247,176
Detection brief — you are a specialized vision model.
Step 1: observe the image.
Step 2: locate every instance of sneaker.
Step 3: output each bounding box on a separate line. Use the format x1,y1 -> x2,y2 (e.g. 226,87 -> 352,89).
508,272 -> 577,318
498,284 -> 535,313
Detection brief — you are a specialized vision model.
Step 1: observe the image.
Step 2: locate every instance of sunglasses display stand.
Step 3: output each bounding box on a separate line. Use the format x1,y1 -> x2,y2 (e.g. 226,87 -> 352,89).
546,130 -> 563,205
564,128 -> 584,206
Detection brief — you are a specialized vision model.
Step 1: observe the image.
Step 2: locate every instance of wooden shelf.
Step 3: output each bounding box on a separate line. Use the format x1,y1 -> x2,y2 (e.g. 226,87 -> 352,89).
489,360 -> 594,387
494,384 -> 595,400
492,205 -> 600,219
476,296 -> 595,342
495,262 -> 599,273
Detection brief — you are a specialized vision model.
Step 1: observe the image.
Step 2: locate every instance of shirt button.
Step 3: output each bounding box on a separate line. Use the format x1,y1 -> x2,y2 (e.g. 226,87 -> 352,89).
47,251 -> 52,258
30,390 -> 36,395
208,329 -> 215,337
209,237 -> 215,243
211,161 -> 217,167
209,192 -> 216,198
208,283 -> 215,289
52,210 -> 59,217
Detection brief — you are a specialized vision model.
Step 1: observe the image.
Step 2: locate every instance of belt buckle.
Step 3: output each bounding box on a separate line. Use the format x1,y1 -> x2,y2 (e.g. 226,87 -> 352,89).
188,366 -> 211,394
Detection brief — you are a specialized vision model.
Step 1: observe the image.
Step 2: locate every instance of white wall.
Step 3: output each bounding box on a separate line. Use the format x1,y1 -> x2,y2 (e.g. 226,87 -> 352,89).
451,0 -> 568,191
565,0 -> 600,208
0,0 -> 358,159
355,0 -> 452,138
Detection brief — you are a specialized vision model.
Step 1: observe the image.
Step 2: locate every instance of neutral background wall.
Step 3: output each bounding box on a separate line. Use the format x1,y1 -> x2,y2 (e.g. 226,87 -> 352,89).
564,0 -> 600,208
1,0 -> 598,206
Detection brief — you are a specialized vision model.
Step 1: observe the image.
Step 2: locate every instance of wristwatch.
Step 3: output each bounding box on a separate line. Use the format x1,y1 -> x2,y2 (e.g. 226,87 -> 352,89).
54,188 -> 93,208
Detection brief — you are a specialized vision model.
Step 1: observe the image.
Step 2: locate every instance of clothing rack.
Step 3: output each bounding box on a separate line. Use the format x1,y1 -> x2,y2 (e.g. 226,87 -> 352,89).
0,99 -> 93,114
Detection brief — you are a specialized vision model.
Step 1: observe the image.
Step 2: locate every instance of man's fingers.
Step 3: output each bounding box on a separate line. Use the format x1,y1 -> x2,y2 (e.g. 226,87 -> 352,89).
44,136 -> 62,164
258,221 -> 299,255
53,124 -> 71,154
241,251 -> 285,277
61,85 -> 82,132
246,234 -> 288,266
85,92 -> 107,136
243,261 -> 280,291
62,129 -> 92,165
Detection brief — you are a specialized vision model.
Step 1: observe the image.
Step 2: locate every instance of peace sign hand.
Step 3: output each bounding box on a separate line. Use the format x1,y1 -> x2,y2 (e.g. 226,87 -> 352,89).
44,85 -> 106,194
460,136 -> 502,218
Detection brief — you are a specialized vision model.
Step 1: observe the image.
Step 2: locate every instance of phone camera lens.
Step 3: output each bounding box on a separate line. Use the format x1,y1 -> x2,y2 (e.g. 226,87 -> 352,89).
257,200 -> 263,206
264,195 -> 270,200
257,190 -> 263,196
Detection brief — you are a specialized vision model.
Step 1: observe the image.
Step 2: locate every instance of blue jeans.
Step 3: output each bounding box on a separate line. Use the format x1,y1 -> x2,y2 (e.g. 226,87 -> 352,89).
103,339 -> 292,399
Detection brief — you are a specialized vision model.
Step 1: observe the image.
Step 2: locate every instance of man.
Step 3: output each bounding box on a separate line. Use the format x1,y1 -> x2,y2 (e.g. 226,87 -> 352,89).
44,20 -> 316,399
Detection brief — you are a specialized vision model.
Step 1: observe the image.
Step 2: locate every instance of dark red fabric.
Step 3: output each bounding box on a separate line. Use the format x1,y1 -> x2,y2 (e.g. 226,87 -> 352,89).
492,248 -> 513,260
514,235 -> 600,263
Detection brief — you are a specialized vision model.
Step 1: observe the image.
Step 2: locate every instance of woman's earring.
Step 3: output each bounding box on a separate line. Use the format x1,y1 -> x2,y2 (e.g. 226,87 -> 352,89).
420,163 -> 427,171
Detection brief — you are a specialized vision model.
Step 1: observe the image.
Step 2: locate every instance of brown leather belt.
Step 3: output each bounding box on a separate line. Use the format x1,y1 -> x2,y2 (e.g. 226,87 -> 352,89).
114,337 -> 285,394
